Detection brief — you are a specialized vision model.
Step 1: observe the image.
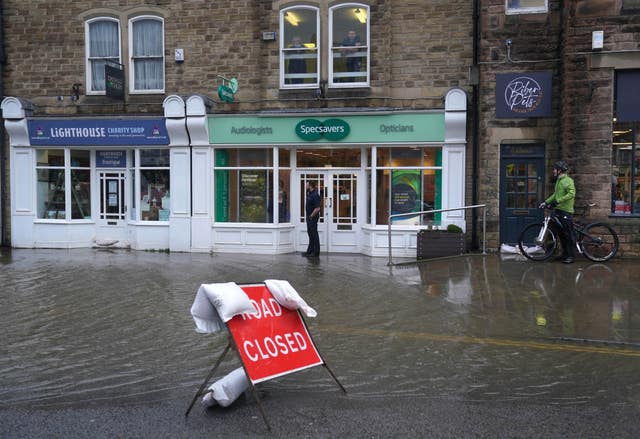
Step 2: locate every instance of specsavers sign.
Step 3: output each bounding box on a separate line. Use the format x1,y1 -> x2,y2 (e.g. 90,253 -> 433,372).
295,118 -> 350,141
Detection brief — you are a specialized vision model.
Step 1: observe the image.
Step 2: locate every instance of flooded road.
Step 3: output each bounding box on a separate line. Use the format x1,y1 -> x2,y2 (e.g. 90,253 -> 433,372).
1,248 -> 639,412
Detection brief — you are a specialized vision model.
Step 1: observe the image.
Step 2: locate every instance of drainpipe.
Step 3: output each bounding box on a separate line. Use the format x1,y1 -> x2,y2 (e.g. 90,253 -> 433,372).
0,0 -> 7,246
471,0 -> 480,250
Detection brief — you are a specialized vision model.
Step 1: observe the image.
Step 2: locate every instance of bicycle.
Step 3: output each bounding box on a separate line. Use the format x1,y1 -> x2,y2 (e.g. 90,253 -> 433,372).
517,204 -> 619,262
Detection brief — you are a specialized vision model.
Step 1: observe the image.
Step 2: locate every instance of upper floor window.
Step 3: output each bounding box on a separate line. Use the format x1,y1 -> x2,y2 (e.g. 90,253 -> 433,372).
506,0 -> 548,14
86,18 -> 121,94
329,4 -> 369,87
280,6 -> 319,88
129,17 -> 165,93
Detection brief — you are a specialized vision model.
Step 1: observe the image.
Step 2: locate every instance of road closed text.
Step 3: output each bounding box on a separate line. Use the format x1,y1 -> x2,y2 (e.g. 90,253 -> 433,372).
243,332 -> 308,362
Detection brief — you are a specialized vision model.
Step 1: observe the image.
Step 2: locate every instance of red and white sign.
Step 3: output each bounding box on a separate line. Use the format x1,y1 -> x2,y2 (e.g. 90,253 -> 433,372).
227,284 -> 324,384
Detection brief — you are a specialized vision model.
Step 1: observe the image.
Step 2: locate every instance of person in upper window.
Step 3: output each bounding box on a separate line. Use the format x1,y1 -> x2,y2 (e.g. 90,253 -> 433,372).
287,36 -> 306,84
340,30 -> 362,81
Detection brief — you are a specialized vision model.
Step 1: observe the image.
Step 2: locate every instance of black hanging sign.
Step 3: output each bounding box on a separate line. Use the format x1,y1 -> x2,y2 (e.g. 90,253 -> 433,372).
105,64 -> 125,101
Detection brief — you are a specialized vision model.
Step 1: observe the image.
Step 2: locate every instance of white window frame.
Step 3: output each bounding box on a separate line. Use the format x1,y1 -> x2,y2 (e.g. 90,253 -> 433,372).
505,0 -> 548,15
279,6 -> 320,89
128,15 -> 165,94
85,17 -> 122,95
329,3 -> 370,88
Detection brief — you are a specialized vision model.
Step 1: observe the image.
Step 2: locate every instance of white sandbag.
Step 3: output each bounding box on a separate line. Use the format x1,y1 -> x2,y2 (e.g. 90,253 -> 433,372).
201,367 -> 249,408
190,282 -> 258,333
264,279 -> 317,318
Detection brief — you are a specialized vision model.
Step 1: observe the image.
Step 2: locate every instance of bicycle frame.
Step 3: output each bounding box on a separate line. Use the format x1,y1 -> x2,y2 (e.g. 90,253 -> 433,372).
538,208 -> 584,255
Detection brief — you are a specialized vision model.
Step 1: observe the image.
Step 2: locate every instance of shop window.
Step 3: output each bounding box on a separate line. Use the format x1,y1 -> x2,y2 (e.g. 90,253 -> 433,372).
612,70 -> 640,215
612,122 -> 639,215
36,149 -> 92,220
214,148 -> 282,223
280,6 -> 319,88
373,147 -> 442,226
138,149 -> 170,221
329,4 -> 369,87
85,18 -> 121,94
505,0 -> 548,14
129,16 -> 165,93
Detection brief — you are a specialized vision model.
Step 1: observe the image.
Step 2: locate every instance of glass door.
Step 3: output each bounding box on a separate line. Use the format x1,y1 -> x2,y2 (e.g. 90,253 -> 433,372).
99,170 -> 126,226
298,171 -> 360,253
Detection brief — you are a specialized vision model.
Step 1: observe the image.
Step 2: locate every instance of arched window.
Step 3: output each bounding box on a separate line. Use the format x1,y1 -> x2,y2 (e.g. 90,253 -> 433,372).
129,16 -> 165,93
85,17 -> 121,94
280,6 -> 320,89
329,4 -> 369,87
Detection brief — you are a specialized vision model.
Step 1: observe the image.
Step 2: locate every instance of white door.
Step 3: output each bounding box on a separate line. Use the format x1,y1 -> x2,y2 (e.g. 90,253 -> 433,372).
97,171 -> 127,242
297,171 -> 360,253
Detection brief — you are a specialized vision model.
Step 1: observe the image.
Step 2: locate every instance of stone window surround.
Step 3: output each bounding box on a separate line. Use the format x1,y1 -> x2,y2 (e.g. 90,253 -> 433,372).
278,2 -> 370,90
80,6 -> 167,97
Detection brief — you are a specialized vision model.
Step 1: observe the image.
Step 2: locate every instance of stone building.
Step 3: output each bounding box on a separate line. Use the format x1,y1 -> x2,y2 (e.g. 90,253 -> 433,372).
478,0 -> 640,255
1,0 -> 639,256
0,1 -> 474,256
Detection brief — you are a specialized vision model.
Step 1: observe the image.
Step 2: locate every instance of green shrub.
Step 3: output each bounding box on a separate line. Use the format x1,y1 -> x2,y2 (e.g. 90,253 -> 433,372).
446,224 -> 463,233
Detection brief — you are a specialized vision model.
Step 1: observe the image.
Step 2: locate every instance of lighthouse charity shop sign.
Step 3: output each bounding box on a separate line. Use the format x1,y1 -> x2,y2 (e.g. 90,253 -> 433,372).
226,284 -> 324,384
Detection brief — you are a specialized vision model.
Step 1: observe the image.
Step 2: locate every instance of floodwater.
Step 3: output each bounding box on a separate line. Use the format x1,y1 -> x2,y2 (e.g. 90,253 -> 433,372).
1,248 -> 639,410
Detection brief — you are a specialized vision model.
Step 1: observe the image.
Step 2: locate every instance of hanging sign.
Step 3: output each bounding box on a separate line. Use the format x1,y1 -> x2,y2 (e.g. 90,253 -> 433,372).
105,64 -> 125,101
226,284 -> 323,384
217,76 -> 239,103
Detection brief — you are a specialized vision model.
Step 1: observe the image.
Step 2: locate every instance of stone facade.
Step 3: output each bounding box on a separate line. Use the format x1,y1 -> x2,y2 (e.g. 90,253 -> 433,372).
0,0 -> 475,246
2,0 -> 639,255
478,0 -> 640,256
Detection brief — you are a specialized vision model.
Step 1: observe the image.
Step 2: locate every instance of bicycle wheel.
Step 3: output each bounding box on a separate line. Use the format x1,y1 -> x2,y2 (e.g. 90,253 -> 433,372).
580,222 -> 619,262
518,222 -> 558,261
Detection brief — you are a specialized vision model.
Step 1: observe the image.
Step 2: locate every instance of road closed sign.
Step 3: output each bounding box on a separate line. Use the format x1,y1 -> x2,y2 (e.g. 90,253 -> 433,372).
227,284 -> 324,384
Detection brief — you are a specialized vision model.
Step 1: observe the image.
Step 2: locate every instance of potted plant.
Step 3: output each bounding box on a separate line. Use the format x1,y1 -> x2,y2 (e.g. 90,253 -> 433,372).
417,224 -> 466,259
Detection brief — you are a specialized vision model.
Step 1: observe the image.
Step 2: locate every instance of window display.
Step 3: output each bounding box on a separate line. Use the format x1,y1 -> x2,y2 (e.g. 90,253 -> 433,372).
139,149 -> 170,221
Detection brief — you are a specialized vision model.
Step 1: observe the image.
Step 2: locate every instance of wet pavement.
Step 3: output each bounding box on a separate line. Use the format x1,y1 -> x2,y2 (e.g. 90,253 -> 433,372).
1,248 -> 640,437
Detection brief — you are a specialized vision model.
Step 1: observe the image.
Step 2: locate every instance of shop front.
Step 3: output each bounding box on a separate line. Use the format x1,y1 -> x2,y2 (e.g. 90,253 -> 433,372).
1,97 -> 178,250
2,89 -> 467,256
200,88 -> 468,257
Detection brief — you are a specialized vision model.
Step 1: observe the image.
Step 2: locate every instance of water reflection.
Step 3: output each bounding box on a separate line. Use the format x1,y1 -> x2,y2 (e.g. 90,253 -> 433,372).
414,257 -> 640,345
1,249 -> 639,411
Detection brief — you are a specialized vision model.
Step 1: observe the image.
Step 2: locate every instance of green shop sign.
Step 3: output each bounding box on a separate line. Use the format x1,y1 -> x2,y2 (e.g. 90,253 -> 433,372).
295,118 -> 350,141
208,113 -> 445,144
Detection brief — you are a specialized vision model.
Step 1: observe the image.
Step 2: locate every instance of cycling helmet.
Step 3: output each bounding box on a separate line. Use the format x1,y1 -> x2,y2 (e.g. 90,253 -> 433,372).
553,160 -> 569,172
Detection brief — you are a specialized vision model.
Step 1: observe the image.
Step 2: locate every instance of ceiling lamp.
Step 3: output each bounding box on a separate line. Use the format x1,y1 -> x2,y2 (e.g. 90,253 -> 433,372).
285,12 -> 300,26
354,8 -> 367,24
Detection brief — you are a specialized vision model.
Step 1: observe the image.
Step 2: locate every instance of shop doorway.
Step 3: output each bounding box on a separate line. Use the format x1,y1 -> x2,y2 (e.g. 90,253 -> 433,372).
499,144 -> 545,245
97,170 -> 127,242
297,171 -> 360,253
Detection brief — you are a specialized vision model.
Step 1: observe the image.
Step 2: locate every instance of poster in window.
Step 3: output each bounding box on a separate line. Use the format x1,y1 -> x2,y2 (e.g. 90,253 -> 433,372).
239,171 -> 267,222
391,170 -> 421,225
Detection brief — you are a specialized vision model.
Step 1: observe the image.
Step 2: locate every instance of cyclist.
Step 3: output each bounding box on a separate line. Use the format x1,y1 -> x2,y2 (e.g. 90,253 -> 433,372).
539,160 -> 576,264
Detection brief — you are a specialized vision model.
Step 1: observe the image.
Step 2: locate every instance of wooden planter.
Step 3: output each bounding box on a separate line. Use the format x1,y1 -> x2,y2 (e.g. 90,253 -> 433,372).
417,230 -> 466,260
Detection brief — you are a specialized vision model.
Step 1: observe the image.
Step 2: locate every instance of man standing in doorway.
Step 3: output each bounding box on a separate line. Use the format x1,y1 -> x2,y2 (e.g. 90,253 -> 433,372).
303,180 -> 321,257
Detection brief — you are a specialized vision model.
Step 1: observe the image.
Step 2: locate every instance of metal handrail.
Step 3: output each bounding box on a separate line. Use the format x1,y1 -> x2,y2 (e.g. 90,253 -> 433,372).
387,204 -> 487,266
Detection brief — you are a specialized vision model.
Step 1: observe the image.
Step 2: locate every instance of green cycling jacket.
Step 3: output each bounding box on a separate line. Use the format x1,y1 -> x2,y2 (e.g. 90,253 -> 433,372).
546,174 -> 575,214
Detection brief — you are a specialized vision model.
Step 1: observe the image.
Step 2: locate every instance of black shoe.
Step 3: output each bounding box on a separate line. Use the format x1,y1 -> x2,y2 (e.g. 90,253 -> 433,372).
301,252 -> 311,257
555,255 -> 568,261
562,257 -> 574,264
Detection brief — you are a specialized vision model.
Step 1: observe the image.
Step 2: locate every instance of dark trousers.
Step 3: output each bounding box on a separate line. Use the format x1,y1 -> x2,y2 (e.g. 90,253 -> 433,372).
306,217 -> 320,256
556,210 -> 575,258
